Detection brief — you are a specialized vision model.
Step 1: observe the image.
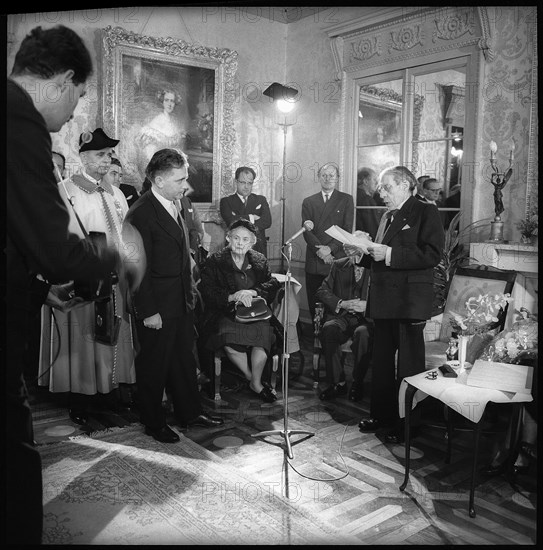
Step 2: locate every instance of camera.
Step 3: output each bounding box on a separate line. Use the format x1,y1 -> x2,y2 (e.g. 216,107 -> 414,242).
73,231 -> 118,302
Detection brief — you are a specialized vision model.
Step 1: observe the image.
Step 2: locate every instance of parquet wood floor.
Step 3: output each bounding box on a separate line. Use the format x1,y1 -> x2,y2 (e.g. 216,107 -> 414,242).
28,329 -> 538,545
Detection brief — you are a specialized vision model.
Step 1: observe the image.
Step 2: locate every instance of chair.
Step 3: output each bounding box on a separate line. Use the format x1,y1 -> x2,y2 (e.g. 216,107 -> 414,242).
312,302 -> 353,389
210,348 -> 279,402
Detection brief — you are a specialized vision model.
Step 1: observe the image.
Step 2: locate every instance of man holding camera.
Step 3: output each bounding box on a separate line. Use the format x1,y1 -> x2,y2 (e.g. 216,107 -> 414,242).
7,25 -> 143,544
38,128 -> 137,425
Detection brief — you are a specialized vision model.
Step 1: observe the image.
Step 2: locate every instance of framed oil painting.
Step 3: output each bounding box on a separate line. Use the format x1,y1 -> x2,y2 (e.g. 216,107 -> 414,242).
101,26 -> 237,217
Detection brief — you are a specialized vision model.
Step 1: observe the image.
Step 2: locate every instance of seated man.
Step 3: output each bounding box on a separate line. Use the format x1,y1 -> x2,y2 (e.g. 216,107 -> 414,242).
315,234 -> 374,401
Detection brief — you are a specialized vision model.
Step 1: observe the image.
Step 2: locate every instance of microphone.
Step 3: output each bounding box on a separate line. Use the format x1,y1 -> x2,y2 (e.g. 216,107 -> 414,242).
284,220 -> 314,245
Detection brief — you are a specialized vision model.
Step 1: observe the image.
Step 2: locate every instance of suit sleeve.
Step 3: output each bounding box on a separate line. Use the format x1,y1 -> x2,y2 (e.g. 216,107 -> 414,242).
315,264 -> 341,312
390,204 -> 444,270
124,208 -> 158,319
7,85 -> 118,284
328,194 -> 354,255
220,197 -> 237,227
254,197 -> 272,231
302,197 -> 322,250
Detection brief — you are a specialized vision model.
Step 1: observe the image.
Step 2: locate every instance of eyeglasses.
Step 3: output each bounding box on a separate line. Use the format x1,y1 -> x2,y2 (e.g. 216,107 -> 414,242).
321,173 -> 338,180
426,188 -> 442,193
236,179 -> 254,185
425,370 -> 438,380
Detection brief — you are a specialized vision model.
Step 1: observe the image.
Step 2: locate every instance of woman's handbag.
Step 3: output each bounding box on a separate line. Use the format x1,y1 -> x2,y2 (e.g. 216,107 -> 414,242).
235,296 -> 272,323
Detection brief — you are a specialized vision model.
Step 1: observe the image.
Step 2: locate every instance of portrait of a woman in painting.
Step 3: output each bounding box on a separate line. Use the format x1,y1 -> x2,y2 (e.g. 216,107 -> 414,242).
137,88 -> 188,179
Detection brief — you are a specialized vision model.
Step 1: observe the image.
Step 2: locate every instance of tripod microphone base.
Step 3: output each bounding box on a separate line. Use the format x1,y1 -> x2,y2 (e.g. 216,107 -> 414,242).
251,429 -> 315,459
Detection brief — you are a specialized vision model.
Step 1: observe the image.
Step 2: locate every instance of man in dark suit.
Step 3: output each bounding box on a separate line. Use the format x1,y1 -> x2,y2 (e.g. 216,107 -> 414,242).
353,166 -> 444,443
6,25 -> 129,544
315,248 -> 373,402
220,167 -> 271,256
302,163 -> 354,322
125,149 -> 223,443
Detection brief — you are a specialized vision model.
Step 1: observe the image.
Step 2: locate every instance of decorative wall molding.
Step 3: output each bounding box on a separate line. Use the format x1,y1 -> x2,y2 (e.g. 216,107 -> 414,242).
476,6 -> 494,62
350,36 -> 381,63
388,24 -> 424,54
433,10 -> 475,42
326,7 -> 493,77
525,17 -> 538,217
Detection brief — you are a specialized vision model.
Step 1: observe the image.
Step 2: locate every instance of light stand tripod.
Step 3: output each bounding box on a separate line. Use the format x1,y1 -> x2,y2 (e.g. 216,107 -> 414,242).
251,243 -> 314,459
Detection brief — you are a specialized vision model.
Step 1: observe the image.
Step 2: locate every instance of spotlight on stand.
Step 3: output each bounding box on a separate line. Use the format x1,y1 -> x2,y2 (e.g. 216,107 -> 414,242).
262,82 -> 299,273
252,83 -> 314,463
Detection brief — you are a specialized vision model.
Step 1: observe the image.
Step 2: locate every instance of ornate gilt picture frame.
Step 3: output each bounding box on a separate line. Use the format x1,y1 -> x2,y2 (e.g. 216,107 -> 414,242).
101,26 -> 237,217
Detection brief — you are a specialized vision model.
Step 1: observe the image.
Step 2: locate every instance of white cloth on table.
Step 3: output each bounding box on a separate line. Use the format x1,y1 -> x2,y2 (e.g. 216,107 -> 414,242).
271,273 -> 302,354
399,370 -> 532,424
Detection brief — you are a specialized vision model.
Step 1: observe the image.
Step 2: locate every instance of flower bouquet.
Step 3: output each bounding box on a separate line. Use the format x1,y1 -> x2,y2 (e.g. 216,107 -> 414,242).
448,292 -> 513,373
479,308 -> 538,365
449,292 -> 513,336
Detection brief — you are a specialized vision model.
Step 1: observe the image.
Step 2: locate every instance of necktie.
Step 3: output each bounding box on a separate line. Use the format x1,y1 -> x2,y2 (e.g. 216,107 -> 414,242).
324,193 -> 329,203
96,186 -> 121,244
375,209 -> 397,244
384,209 -> 398,232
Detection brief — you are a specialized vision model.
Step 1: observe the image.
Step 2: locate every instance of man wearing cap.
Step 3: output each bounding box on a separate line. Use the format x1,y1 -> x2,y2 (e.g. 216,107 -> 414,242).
38,128 -> 136,425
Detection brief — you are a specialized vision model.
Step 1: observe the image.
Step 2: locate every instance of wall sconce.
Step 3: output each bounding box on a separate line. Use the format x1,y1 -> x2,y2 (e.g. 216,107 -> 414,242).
263,82 -> 299,272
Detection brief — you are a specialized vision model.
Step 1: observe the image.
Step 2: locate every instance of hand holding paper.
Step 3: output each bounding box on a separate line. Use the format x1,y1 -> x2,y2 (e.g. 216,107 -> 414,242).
325,226 -> 373,255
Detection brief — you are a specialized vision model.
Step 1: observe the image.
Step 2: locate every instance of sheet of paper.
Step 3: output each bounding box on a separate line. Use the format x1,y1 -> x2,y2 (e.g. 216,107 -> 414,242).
466,359 -> 533,394
325,226 -> 373,254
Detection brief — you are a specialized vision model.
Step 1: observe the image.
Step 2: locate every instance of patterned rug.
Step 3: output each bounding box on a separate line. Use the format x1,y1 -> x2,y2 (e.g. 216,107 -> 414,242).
40,425 -> 356,545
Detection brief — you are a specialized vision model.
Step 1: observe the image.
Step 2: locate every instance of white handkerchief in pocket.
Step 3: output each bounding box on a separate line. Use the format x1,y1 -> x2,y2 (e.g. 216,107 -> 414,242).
401,224 -> 411,230
256,203 -> 261,210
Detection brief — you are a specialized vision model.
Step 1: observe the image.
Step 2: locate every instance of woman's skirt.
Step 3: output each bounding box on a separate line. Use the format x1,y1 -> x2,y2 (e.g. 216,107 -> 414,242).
206,315 -> 275,354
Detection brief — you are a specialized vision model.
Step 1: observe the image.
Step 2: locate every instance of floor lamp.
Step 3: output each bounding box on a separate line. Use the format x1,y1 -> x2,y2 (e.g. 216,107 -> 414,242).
251,83 -> 314,460
261,82 -> 298,274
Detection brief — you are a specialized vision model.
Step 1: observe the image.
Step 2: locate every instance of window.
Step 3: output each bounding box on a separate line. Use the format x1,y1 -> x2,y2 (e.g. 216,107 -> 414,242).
354,57 -> 471,236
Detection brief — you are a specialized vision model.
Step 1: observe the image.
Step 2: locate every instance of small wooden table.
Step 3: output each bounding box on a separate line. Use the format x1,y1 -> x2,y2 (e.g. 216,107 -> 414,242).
398,369 -> 532,517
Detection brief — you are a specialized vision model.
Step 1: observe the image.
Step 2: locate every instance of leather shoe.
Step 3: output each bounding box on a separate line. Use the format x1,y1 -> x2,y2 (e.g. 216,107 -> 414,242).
319,383 -> 347,401
349,383 -> 363,402
384,426 -> 419,445
358,418 -> 385,432
69,409 -> 89,425
145,425 -> 180,443
250,385 -> 277,403
185,413 -> 224,428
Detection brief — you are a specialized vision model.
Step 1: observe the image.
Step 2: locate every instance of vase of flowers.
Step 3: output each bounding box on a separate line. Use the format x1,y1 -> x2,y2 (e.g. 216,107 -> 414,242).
449,292 -> 513,373
516,213 -> 538,245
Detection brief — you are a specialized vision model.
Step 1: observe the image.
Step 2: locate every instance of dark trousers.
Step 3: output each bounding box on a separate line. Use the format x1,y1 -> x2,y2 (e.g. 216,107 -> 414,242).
6,305 -> 43,544
370,318 -> 426,424
135,313 -> 202,430
320,315 -> 372,386
305,272 -> 327,323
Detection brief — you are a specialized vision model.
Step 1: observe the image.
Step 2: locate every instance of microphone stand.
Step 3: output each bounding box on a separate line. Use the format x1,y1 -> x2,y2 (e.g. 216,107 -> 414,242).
251,242 -> 314,459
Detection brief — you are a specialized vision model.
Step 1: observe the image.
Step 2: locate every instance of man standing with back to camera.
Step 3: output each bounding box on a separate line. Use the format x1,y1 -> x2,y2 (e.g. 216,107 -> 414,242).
351,166 -> 444,443
6,25 -> 144,544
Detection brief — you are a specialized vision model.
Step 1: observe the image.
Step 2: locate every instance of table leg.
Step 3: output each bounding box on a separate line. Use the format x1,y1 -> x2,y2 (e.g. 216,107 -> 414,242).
445,406 -> 453,464
400,383 -> 417,492
469,419 -> 483,518
505,403 -> 523,475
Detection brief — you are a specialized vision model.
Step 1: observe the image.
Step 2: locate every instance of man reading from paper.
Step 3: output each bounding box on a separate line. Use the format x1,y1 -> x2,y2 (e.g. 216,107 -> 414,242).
345,166 -> 444,445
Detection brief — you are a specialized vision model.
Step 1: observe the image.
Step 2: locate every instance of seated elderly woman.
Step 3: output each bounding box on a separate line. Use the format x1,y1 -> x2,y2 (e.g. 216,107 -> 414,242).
199,219 -> 281,403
